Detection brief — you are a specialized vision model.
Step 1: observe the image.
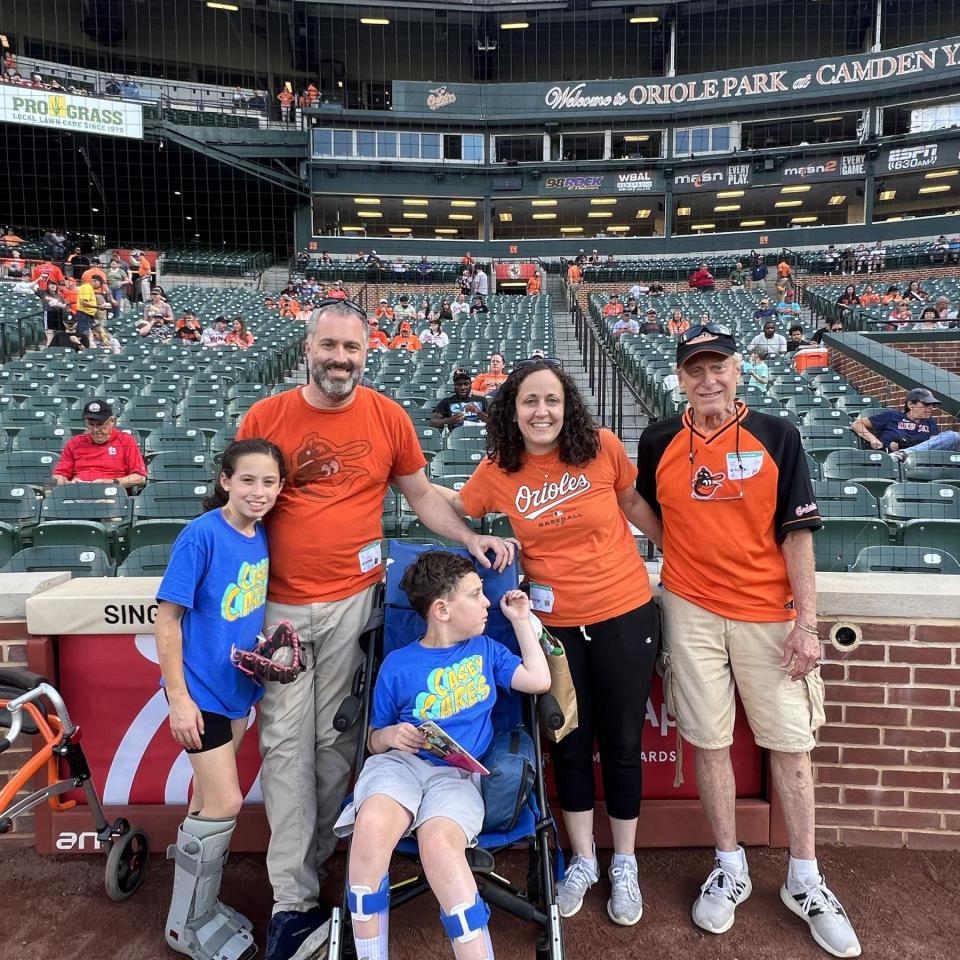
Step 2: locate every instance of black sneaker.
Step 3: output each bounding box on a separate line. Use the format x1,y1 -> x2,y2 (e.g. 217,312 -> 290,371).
264,905 -> 331,960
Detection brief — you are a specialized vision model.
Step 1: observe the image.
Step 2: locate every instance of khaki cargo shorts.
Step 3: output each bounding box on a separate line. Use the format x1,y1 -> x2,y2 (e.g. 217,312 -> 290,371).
660,589 -> 825,753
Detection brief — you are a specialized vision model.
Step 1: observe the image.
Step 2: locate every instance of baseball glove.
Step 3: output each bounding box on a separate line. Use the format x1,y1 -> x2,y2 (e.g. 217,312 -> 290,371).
231,621 -> 306,684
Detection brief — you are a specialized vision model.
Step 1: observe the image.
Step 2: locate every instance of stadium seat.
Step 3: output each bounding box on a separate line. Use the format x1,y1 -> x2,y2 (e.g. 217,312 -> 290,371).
811,481 -> 878,519
814,518 -> 890,572
900,450 -> 960,484
851,545 -> 960,575
0,451 -> 60,488
899,519 -> 960,558
1,545 -> 113,578
148,451 -> 217,482
821,450 -> 900,497
880,483 -> 960,525
117,544 -> 175,577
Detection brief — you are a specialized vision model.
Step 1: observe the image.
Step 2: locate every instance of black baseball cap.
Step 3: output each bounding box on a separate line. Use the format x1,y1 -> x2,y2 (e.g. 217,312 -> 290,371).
453,369 -> 472,381
676,327 -> 738,367
82,399 -> 114,422
906,388 -> 941,405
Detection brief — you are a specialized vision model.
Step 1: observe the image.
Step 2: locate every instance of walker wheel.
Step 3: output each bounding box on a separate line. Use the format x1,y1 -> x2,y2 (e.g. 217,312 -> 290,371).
104,826 -> 149,901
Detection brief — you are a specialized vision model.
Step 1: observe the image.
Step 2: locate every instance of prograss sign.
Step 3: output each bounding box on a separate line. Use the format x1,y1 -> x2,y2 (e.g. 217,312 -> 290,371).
0,87 -> 144,139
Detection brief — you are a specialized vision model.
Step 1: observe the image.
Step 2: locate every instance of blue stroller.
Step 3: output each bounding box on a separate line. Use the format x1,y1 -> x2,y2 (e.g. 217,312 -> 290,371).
328,539 -> 565,959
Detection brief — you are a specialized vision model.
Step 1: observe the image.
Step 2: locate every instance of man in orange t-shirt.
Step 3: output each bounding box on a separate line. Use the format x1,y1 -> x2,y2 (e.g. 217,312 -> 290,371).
388,320 -> 421,351
235,302 -> 511,942
526,272 -> 542,295
566,262 -> 583,287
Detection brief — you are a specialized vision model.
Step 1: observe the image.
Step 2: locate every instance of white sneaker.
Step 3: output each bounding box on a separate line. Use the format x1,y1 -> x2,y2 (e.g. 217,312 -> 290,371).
780,876 -> 862,958
555,851 -> 599,918
607,858 -> 643,926
691,856 -> 752,935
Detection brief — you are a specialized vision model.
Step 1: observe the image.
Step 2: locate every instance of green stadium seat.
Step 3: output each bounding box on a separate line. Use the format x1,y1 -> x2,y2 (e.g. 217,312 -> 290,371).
2,545 -> 113,578
128,519 -> 189,554
899,519 -> 960,558
880,483 -> 960,525
0,450 -> 60,487
814,518 -> 890,572
148,451 -> 217,482
851,545 -> 960,575
430,448 -> 484,478
811,481 -> 878,519
900,451 -> 960,484
821,450 -> 899,497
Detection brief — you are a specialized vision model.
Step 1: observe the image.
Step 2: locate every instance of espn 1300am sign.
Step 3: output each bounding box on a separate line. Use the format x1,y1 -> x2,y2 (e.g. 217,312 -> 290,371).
0,87 -> 144,140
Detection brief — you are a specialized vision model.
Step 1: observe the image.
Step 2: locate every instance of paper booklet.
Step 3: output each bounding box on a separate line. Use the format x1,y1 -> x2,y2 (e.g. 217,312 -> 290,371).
418,720 -> 490,775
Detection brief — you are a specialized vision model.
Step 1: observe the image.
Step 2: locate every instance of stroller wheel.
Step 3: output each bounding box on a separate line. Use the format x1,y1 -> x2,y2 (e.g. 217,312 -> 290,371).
105,826 -> 150,901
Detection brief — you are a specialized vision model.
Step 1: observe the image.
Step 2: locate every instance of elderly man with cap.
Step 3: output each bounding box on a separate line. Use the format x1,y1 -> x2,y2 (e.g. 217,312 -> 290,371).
53,400 -> 147,489
636,324 -> 860,959
388,320 -> 421,352
852,387 -> 960,460
431,370 -> 489,431
602,293 -> 625,318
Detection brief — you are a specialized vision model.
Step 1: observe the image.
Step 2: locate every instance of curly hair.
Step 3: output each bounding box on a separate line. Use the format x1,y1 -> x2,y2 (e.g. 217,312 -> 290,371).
485,361 -> 600,473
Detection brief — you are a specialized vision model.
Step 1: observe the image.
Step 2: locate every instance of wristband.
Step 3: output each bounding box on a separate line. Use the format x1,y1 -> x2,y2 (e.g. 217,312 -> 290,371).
795,622 -> 819,636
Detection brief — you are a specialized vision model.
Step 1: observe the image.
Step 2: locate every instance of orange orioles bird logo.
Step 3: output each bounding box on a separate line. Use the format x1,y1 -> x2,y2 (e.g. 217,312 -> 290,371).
692,466 -> 726,499
292,435 -> 372,500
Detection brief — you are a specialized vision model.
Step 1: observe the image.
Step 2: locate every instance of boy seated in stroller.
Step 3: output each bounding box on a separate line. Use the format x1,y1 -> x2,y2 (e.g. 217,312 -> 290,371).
333,551 -> 551,959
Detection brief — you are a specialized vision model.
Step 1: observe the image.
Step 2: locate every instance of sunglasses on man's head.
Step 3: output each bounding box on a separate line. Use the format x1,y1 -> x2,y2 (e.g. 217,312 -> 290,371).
678,322 -> 733,343
312,297 -> 367,320
514,357 -> 562,370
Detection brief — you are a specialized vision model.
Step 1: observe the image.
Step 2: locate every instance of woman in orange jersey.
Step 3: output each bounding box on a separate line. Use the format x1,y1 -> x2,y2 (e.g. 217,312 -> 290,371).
437,357 -> 662,929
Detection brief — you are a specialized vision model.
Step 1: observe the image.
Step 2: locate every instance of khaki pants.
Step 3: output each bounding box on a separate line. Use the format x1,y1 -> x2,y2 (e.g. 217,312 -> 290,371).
259,585 -> 378,913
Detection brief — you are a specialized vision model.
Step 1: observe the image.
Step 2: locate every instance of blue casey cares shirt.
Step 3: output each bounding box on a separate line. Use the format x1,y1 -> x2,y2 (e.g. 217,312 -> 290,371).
371,635 -> 522,766
157,509 -> 269,718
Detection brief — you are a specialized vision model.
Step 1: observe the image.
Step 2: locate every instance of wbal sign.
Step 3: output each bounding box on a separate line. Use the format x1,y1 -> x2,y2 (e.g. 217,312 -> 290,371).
0,87 -> 144,140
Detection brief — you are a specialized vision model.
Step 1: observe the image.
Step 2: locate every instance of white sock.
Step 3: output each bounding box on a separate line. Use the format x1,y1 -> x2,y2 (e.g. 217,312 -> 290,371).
611,852 -> 637,871
787,856 -> 820,893
351,904 -> 389,960
716,846 -> 746,874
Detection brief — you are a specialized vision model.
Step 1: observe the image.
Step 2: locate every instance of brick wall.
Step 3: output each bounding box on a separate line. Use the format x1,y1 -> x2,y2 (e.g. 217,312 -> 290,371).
888,340 -> 960,377
814,620 -> 960,850
828,345 -> 956,429
0,624 -> 33,848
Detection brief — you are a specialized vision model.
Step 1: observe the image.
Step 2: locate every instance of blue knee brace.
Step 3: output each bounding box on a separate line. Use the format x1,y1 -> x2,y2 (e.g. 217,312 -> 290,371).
440,894 -> 490,944
347,874 -> 390,922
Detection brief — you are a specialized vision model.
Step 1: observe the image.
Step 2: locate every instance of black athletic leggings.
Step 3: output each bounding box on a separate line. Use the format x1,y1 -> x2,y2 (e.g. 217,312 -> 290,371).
548,600 -> 659,821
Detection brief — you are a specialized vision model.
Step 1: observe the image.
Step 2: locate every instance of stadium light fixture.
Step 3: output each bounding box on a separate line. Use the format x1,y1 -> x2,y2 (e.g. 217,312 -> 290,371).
388,227 -> 412,234
185,216 -> 193,220
435,228 -> 458,234
676,206 -> 691,216
402,198 -> 429,206
623,135 -> 650,142
828,195 -> 847,205
590,198 -> 618,205
924,169 -> 958,179
341,226 -> 364,232
174,190 -> 182,196
775,200 -> 803,207
207,2 -> 239,10
781,185 -> 811,194
919,184 -> 951,194
532,213 -> 558,219
531,199 -> 558,206
360,18 -> 391,26
884,216 -> 903,222
813,116 -> 843,123
560,227 -> 584,233
878,189 -> 896,201
635,209 -> 652,219
501,22 -> 529,30
629,17 -> 660,24
357,211 -> 382,218
403,212 -> 429,219
353,197 -> 380,204
498,212 -> 513,222
588,211 -> 613,218
450,200 -> 477,207
714,204 -> 741,212
691,223 -> 716,230
740,220 -> 766,227
606,226 -> 631,232
449,214 -> 474,220
716,190 -> 745,198
791,216 -> 819,223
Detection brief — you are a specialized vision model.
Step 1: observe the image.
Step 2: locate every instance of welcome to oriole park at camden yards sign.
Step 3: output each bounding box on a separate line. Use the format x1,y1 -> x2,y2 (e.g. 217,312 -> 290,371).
0,86 -> 144,139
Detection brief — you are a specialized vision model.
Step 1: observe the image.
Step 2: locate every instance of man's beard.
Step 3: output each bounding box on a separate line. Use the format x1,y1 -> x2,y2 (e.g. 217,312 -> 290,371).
311,360 -> 362,399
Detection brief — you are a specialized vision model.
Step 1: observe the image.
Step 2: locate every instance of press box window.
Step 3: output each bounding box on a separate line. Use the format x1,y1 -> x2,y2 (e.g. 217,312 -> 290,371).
674,125 -> 737,157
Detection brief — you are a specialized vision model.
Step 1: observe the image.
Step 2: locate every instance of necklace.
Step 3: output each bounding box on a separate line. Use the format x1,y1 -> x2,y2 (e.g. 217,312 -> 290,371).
533,450 -> 562,480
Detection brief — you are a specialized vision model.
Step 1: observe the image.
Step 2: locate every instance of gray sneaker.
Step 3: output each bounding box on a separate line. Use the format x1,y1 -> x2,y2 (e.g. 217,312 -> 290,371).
780,877 -> 862,958
555,852 -> 599,918
607,858 -> 643,926
692,858 -> 752,935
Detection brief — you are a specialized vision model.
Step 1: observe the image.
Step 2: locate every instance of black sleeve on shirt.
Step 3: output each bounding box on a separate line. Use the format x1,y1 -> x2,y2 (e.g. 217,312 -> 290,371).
432,397 -> 452,417
635,417 -> 684,519
746,411 -> 822,540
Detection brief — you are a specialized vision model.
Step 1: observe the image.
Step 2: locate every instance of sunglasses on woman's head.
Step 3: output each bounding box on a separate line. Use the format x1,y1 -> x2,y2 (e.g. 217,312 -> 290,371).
514,357 -> 562,370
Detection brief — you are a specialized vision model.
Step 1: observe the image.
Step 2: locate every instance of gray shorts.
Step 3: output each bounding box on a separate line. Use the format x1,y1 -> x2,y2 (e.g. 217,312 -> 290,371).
333,751 -> 485,846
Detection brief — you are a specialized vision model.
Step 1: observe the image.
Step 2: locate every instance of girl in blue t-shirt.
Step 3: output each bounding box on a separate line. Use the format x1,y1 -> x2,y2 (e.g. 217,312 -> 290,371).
155,438 -> 284,959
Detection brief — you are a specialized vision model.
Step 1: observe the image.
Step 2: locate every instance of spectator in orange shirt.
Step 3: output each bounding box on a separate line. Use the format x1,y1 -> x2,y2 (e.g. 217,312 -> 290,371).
225,316 -> 256,348
366,317 -> 390,352
526,272 -> 542,295
136,253 -> 153,302
859,284 -> 880,307
567,262 -> 583,289
667,309 -> 690,337
388,320 -> 421,352
81,264 -> 108,286
471,352 -> 508,398
327,281 -> 349,301
602,294 -> 625,317
31,260 -> 65,290
278,88 -> 294,123
279,295 -> 300,319
880,285 -> 901,306
373,298 -> 394,324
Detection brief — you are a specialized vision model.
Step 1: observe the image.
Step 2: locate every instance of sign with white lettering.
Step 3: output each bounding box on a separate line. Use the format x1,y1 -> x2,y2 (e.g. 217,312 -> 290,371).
878,136 -> 960,173
672,162 -> 752,193
392,36 -> 960,120
780,154 -> 867,183
0,86 -> 144,139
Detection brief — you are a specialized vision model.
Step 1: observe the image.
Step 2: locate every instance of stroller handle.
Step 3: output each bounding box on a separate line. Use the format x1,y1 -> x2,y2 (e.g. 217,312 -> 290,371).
1,683 -> 76,751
